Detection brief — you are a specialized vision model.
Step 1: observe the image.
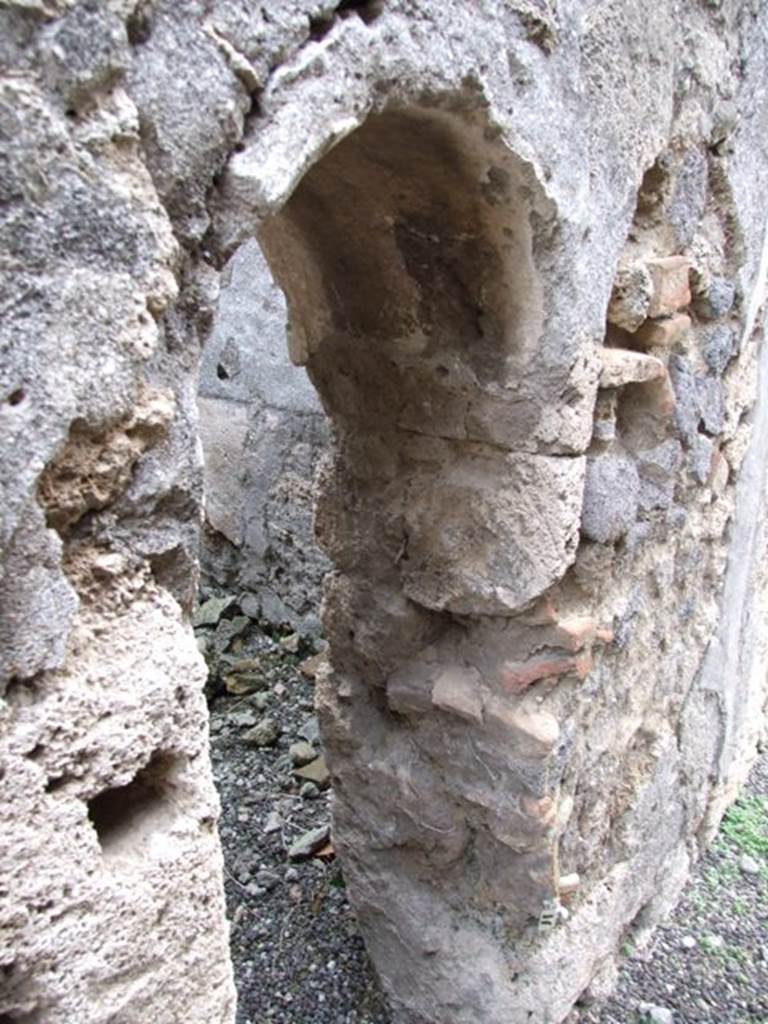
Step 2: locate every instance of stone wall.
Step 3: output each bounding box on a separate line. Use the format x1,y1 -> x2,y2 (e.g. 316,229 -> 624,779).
1,3 -> 767,1024
197,239 -> 330,635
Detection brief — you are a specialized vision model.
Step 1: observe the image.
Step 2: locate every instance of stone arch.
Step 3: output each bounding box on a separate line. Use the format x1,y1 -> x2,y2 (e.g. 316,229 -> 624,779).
223,100 -> 590,1022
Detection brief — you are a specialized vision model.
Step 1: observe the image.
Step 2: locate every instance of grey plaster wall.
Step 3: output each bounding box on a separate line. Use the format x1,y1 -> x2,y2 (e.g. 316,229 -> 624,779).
198,239 -> 330,634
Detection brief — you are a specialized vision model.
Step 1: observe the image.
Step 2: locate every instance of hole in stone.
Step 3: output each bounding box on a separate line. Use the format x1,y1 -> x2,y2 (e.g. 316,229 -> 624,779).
635,154 -> 671,223
337,0 -> 384,22
308,14 -> 334,40
126,5 -> 152,45
87,751 -> 181,856
45,774 -> 75,794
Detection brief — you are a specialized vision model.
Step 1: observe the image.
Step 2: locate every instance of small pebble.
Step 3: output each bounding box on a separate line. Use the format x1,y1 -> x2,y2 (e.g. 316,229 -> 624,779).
243,718 -> 280,747
638,1002 -> 674,1024
287,824 -> 331,861
263,811 -> 282,835
290,740 -> 316,767
738,853 -> 761,875
255,869 -> 280,890
230,709 -> 258,729
279,632 -> 300,653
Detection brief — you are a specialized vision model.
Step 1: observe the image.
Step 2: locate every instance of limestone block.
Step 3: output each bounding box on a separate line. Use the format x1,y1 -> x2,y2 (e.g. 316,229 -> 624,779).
402,452 -> 585,615
431,666 -> 484,723
598,348 -> 667,388
0,569 -> 235,1023
0,505 -> 78,688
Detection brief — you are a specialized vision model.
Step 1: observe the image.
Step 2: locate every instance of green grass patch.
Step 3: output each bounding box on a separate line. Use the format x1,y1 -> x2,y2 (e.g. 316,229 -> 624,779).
720,794 -> 768,860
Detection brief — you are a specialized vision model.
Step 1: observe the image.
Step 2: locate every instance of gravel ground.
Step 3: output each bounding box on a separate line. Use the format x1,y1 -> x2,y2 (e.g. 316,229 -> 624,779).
204,608 -> 768,1024
205,616 -> 389,1024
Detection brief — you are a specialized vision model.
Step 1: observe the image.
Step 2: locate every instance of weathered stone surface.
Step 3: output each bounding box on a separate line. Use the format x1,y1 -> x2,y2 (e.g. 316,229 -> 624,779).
581,455 -> 641,544
636,440 -> 684,511
198,241 -> 330,634
692,274 -> 736,322
431,666 -> 484,723
2,4 -> 768,1024
294,755 -> 330,789
699,323 -> 737,373
402,451 -> 585,615
635,313 -> 692,351
646,256 -> 692,317
599,348 -> 666,388
243,717 -> 280,747
197,395 -> 249,548
0,506 -> 78,688
667,147 -> 708,249
287,824 -> 331,861
607,263 -> 653,332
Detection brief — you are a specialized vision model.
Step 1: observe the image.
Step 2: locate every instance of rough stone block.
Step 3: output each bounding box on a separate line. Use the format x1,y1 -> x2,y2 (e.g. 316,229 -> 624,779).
484,697 -> 561,759
636,440 -> 683,510
607,263 -> 652,332
689,434 -> 715,484
667,147 -> 708,248
431,666 -> 484,723
692,275 -> 736,322
699,324 -> 737,373
634,313 -> 692,351
598,348 -> 667,388
402,452 -> 585,616
0,505 -> 78,688
581,454 -> 640,544
645,256 -> 691,317
387,664 -> 436,715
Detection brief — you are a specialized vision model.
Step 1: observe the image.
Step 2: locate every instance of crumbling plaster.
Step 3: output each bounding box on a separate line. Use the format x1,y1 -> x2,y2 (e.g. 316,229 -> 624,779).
1,2 -> 768,1024
197,239 -> 330,634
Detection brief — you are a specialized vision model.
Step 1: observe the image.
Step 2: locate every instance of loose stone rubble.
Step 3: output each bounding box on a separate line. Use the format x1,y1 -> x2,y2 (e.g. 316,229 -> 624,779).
1,3 -> 768,1024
